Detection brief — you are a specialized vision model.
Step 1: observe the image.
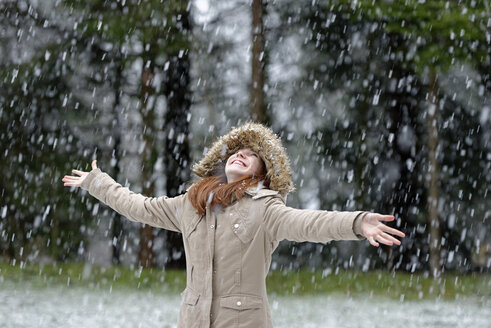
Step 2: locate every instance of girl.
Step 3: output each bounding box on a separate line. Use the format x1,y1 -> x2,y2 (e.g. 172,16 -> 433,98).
62,122 -> 405,328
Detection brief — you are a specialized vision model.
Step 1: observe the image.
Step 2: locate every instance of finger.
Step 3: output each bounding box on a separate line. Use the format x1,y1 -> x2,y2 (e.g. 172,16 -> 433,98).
368,236 -> 379,247
377,215 -> 395,222
379,232 -> 401,245
374,234 -> 394,246
62,176 -> 80,181
63,175 -> 79,179
91,160 -> 98,169
72,169 -> 85,176
381,225 -> 406,238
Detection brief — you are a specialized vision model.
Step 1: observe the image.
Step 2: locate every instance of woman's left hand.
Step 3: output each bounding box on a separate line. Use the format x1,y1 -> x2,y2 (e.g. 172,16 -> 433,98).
361,213 -> 405,247
62,160 -> 98,188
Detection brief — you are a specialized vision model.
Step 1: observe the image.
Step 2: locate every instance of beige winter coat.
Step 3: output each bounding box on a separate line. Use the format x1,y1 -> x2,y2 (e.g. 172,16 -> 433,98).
81,168 -> 367,328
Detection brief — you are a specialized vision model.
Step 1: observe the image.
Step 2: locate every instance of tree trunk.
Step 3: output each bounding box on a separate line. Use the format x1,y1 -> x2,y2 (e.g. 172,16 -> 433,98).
383,64 -> 422,272
427,71 -> 441,277
250,0 -> 266,123
111,58 -> 124,265
138,65 -> 156,268
162,6 -> 191,269
50,212 -> 59,260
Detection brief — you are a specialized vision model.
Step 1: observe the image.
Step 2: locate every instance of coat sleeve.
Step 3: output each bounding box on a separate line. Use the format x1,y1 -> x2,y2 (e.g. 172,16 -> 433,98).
263,196 -> 367,243
80,168 -> 184,232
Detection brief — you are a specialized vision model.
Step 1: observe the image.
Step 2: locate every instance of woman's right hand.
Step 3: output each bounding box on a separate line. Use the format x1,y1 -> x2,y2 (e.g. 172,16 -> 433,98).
62,160 -> 98,188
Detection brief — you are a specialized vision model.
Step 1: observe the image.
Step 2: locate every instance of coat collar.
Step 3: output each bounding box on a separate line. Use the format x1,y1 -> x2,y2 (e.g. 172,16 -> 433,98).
245,187 -> 284,202
186,184 -> 285,202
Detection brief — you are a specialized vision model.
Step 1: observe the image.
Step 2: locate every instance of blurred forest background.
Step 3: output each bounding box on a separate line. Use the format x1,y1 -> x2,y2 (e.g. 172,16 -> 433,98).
0,0 -> 489,278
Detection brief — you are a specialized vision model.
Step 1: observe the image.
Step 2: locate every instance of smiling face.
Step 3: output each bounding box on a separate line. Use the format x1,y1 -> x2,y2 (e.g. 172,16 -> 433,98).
225,148 -> 265,183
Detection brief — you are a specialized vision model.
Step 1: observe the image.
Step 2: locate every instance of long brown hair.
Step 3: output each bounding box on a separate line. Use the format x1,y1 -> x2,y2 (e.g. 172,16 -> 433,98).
188,171 -> 268,216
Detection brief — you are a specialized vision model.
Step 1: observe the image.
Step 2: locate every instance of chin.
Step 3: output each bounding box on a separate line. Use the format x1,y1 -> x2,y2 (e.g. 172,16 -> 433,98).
226,169 -> 250,182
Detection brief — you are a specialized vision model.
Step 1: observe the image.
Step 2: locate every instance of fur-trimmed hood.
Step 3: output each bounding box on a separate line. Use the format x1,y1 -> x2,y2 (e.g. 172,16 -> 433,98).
192,122 -> 295,196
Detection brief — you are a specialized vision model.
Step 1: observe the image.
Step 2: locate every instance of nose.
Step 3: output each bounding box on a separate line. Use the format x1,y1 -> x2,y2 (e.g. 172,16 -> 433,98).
236,151 -> 245,159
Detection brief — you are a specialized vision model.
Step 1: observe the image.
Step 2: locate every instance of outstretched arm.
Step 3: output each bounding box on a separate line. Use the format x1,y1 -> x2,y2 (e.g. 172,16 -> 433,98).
263,196 -> 368,243
263,196 -> 404,246
62,160 -> 184,232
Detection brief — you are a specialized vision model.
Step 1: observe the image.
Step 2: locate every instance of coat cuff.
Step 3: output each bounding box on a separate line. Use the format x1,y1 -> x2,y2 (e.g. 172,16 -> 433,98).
352,212 -> 368,240
80,168 -> 103,191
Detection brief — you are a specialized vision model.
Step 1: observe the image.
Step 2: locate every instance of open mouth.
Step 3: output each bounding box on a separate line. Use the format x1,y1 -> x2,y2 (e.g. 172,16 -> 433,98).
231,159 -> 247,167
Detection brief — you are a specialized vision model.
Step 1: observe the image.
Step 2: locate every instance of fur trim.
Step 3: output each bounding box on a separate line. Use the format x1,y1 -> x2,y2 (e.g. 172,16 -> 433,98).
192,122 -> 295,196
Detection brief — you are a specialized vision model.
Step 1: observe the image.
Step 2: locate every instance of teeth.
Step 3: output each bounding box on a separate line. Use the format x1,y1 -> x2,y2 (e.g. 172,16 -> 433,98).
233,160 -> 246,167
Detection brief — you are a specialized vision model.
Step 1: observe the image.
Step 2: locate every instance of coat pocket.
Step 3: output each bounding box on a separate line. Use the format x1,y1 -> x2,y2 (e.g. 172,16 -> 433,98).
185,215 -> 204,239
219,294 -> 263,310
178,287 -> 201,328
230,207 -> 256,244
230,218 -> 254,244
184,215 -> 207,262
217,294 -> 265,328
181,287 -> 200,305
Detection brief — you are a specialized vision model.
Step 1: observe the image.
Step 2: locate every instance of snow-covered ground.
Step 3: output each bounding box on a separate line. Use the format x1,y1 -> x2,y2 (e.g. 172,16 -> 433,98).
1,283 -> 489,328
